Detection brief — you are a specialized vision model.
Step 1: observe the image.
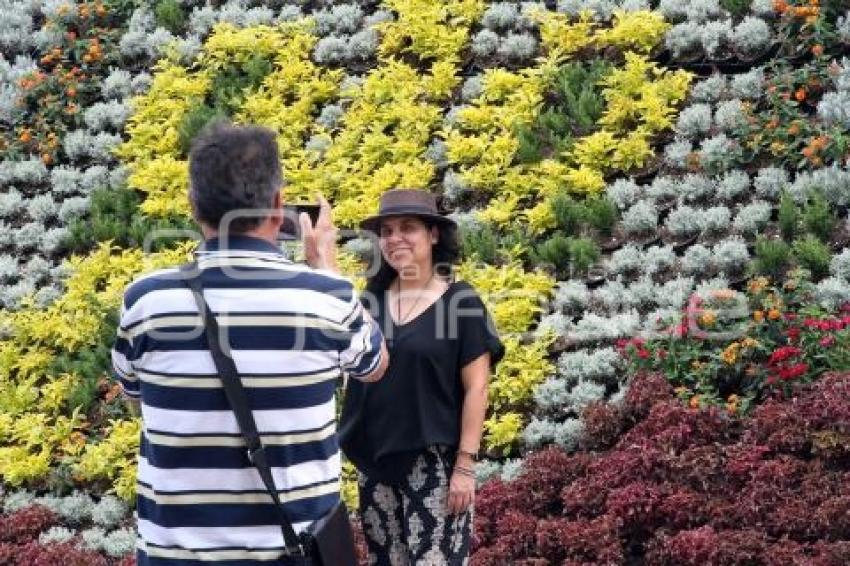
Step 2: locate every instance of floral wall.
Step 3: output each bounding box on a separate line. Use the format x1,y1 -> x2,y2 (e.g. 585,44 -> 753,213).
0,0 -> 848,563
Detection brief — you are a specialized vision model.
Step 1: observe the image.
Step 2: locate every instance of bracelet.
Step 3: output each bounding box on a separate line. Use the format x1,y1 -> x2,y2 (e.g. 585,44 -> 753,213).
453,465 -> 476,478
456,448 -> 479,461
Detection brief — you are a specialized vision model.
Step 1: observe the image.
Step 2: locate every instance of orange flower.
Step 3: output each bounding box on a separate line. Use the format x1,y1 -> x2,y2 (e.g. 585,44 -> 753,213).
811,135 -> 829,150
748,276 -> 770,293
811,44 -> 824,57
767,308 -> 782,320
689,396 -> 701,409
726,394 -> 740,414
802,146 -> 815,159
794,88 -> 807,102
788,122 -> 801,136
700,310 -> 717,327
711,289 -> 736,301
18,129 -> 32,144
753,310 -> 764,323
766,117 -> 780,129
773,0 -> 787,13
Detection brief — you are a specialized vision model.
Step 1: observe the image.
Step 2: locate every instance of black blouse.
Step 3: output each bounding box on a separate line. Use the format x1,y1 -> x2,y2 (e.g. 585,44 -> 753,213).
339,280 -> 505,483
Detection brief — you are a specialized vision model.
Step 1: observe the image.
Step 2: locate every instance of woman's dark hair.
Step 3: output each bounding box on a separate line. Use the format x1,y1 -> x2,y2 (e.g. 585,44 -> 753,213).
365,218 -> 461,295
188,120 -> 282,233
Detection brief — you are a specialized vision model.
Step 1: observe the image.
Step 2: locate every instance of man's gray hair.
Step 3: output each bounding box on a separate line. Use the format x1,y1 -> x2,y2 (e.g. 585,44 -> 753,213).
188,120 -> 282,233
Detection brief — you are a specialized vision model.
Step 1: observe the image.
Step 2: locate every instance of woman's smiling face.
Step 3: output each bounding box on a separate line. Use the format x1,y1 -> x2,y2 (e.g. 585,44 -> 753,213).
378,216 -> 437,273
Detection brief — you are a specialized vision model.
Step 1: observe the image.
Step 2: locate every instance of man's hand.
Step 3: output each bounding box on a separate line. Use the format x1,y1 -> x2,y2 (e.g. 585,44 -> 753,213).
300,195 -> 338,272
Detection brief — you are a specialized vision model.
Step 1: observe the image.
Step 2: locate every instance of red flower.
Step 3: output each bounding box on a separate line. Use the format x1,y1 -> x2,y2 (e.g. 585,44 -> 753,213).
778,363 -> 808,381
637,348 -> 650,360
803,318 -> 820,329
786,327 -> 801,341
819,335 -> 836,348
768,346 -> 802,365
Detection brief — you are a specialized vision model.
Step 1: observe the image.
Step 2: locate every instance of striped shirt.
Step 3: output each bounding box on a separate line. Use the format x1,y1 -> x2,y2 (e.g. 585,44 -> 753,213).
111,236 -> 383,565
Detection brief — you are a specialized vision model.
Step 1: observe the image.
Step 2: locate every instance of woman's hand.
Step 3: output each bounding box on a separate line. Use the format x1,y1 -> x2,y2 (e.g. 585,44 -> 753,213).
447,468 -> 476,515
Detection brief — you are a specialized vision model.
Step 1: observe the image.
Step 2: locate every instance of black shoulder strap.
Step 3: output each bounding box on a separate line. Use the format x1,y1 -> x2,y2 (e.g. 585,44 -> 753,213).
180,263 -> 304,556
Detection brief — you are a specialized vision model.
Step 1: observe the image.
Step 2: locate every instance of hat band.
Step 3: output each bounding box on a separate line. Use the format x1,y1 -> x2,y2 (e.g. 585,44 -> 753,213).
377,204 -> 439,216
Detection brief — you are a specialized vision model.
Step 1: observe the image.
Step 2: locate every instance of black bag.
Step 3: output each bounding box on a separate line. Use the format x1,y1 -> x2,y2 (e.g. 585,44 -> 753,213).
182,263 -> 358,566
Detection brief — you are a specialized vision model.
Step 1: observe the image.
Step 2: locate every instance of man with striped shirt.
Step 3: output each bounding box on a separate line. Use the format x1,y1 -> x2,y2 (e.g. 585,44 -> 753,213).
112,122 -> 388,565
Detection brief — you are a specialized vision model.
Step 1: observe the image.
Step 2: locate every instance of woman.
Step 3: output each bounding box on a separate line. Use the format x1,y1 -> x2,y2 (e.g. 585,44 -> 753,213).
340,189 -> 504,565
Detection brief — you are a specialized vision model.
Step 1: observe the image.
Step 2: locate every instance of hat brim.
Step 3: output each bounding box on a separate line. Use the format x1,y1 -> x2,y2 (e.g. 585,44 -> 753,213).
359,211 -> 456,234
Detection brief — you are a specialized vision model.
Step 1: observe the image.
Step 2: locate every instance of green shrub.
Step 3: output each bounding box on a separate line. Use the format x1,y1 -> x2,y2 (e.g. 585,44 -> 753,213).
584,196 -> 618,237
514,124 -> 544,164
550,193 -> 585,236
511,61 -> 609,164
65,187 -> 196,253
461,221 -> 500,264
792,234 -> 832,279
754,237 -> 791,279
802,189 -> 837,242
532,234 -> 572,272
210,54 -> 274,114
720,0 -> 751,17
154,0 -> 186,35
777,191 -> 799,242
567,237 -> 600,275
178,105 -> 227,156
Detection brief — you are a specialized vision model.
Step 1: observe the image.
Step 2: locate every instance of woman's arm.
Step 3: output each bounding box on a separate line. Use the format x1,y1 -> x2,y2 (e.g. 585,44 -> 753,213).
447,352 -> 491,515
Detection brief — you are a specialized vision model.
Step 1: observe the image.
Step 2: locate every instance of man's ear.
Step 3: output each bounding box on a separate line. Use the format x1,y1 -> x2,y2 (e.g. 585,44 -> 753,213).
270,190 -> 283,224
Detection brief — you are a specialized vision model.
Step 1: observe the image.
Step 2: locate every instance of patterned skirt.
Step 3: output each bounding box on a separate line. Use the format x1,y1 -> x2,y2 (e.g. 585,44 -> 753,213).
357,445 -> 472,566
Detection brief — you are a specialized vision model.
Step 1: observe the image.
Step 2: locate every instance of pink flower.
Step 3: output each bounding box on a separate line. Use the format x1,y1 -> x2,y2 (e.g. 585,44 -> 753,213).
820,335 -> 836,348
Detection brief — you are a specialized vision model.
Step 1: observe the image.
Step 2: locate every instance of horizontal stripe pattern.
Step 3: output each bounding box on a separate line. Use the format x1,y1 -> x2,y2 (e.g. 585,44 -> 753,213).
112,240 -> 383,565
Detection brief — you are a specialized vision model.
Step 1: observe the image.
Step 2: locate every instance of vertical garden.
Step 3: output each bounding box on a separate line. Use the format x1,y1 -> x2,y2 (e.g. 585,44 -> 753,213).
1,0 -> 849,563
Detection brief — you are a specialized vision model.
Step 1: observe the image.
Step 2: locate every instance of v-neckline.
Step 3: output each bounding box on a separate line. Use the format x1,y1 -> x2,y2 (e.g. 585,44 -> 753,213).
388,281 -> 456,328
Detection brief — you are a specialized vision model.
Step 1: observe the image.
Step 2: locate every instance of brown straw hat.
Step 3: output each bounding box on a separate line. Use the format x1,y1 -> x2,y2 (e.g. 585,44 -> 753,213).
359,189 -> 456,233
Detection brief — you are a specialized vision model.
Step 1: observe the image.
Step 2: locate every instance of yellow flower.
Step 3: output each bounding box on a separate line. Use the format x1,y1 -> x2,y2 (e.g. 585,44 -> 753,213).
748,276 -> 769,294
726,394 -> 739,414
689,395 -> 701,409
767,308 -> 782,320
699,310 -> 717,327
753,310 -> 764,323
721,343 -> 740,365
742,337 -> 760,349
